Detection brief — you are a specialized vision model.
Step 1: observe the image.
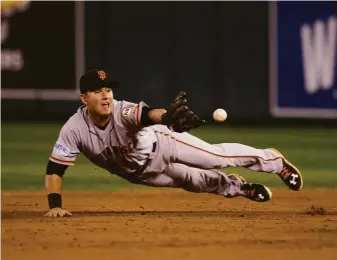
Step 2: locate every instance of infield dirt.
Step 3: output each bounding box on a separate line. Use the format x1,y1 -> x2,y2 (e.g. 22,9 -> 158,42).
2,189 -> 337,260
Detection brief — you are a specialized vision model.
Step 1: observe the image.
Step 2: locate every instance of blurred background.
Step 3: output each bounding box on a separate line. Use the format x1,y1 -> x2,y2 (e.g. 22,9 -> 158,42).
1,1 -> 336,190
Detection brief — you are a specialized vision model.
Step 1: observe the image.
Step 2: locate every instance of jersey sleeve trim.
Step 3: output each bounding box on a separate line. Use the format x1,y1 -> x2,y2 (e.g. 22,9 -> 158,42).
49,155 -> 75,166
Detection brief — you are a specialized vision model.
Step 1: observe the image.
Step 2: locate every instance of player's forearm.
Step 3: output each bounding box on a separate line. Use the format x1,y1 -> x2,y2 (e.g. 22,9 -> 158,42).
45,174 -> 63,194
45,174 -> 63,209
148,108 -> 167,124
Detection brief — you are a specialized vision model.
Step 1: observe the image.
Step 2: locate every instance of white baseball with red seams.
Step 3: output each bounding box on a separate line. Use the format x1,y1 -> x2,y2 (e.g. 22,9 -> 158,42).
213,108 -> 227,122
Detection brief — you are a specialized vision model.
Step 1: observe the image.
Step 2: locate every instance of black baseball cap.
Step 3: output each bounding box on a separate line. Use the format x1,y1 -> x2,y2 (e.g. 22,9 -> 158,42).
79,69 -> 120,93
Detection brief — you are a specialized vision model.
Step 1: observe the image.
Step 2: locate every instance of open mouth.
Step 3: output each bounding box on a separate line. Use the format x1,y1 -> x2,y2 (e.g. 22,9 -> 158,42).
101,102 -> 110,109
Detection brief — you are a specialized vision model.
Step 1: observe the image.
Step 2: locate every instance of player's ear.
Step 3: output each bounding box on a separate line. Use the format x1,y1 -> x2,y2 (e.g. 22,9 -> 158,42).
80,93 -> 88,105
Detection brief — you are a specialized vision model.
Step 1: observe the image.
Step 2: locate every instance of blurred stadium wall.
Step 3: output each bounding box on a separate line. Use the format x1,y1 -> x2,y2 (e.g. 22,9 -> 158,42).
1,1 -> 336,124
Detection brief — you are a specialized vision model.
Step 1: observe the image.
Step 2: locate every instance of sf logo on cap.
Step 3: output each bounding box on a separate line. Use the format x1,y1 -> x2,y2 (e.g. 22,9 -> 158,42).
97,70 -> 106,80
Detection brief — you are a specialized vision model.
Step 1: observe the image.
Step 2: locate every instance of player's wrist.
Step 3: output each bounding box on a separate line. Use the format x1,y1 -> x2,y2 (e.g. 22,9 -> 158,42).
47,193 -> 62,209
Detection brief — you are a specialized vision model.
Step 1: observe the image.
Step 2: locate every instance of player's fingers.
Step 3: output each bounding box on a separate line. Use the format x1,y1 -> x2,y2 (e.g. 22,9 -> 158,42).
46,212 -> 54,217
191,114 -> 207,124
65,211 -> 72,216
173,92 -> 187,102
167,99 -> 187,116
185,110 -> 194,118
199,118 -> 207,124
176,107 -> 190,119
172,105 -> 188,119
184,111 -> 193,121
172,99 -> 187,110
185,112 -> 201,124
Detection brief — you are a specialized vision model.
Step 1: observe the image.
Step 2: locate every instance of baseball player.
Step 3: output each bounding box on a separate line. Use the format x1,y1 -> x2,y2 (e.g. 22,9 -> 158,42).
45,69 -> 303,217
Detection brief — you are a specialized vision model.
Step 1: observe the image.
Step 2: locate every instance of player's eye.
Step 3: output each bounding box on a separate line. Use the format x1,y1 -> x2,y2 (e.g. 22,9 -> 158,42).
94,90 -> 101,94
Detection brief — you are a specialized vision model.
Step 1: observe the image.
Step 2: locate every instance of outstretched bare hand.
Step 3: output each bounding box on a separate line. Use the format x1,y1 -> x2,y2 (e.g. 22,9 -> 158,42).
44,208 -> 72,217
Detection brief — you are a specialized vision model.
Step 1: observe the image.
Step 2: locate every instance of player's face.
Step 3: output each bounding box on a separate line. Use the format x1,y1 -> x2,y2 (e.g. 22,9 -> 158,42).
81,87 -> 114,116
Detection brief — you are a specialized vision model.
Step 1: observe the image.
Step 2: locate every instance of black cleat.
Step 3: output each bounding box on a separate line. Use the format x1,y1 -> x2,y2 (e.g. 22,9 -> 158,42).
227,174 -> 272,202
268,148 -> 303,191
241,183 -> 272,202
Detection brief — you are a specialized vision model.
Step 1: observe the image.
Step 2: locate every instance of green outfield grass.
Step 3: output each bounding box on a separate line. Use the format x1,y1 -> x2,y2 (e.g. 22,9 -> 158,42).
1,123 -> 337,190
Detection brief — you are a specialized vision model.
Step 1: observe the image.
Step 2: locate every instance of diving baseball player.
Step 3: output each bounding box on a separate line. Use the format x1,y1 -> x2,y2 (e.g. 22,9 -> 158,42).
45,69 -> 303,217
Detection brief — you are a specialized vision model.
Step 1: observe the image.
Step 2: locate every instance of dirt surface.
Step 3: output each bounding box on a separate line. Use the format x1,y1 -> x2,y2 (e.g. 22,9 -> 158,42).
2,189 -> 337,260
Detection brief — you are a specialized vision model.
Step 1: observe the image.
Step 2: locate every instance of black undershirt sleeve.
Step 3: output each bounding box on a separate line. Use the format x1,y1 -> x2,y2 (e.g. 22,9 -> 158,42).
140,106 -> 156,126
46,160 -> 68,178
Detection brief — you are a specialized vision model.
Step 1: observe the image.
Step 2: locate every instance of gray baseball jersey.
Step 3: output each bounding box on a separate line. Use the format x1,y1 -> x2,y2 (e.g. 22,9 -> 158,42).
50,99 -> 287,196
50,100 -> 157,175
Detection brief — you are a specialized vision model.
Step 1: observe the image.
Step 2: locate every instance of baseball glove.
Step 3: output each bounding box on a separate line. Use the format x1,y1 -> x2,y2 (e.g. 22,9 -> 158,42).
161,91 -> 207,133
171,110 -> 207,133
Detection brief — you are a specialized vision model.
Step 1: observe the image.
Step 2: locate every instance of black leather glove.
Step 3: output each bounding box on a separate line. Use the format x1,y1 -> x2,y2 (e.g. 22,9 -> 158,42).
161,92 -> 207,133
171,110 -> 207,133
161,91 -> 189,126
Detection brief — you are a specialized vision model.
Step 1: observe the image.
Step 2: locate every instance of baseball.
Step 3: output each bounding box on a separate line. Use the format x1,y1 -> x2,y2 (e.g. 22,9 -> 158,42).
213,108 -> 227,122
